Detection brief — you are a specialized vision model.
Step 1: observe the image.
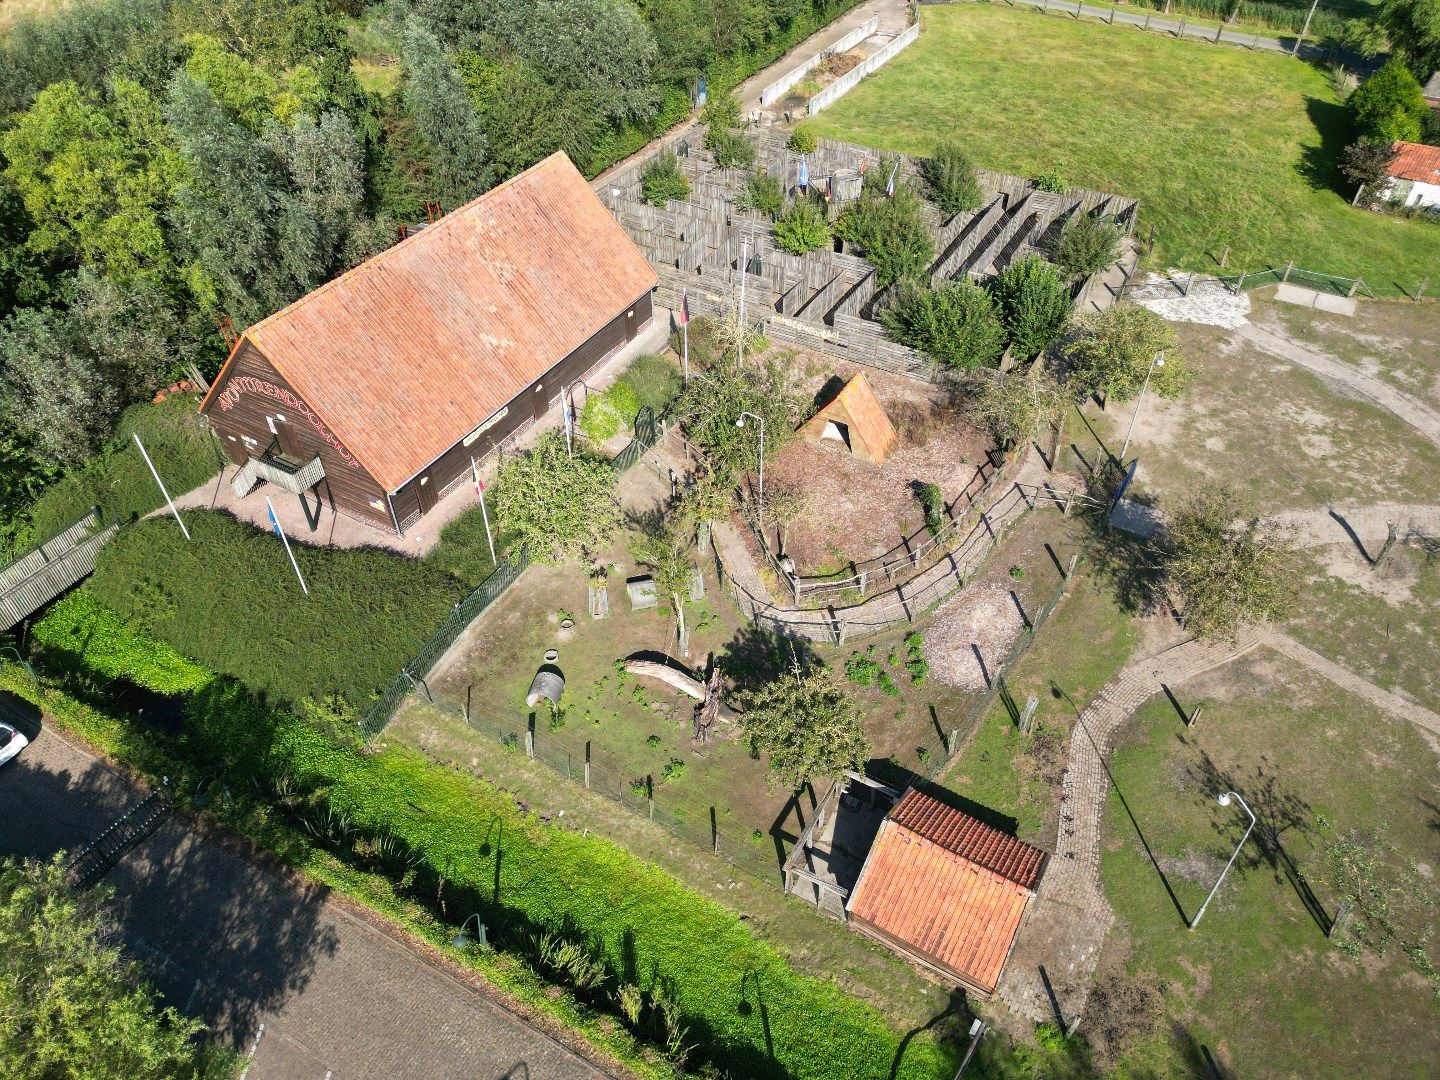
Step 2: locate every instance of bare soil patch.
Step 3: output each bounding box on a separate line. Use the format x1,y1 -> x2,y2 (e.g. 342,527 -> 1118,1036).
923,583 -> 1026,690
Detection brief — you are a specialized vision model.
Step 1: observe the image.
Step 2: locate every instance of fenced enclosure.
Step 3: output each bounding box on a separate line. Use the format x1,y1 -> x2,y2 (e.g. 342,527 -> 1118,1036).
600,129 -> 1138,386
1223,264 -> 1374,299
359,409 -> 662,739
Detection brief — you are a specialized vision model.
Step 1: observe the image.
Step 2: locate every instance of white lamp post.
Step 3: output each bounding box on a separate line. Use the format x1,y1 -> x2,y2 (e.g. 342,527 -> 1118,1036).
1190,790 -> 1256,930
1118,352 -> 1165,465
736,411 -> 765,519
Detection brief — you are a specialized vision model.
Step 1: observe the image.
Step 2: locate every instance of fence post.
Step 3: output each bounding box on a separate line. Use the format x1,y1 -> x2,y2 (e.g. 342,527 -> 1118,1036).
1187,704 -> 1203,728
1063,490 -> 1075,516
1065,552 -> 1079,580
1235,270 -> 1246,294
1347,278 -> 1359,298
1214,23 -> 1222,42
1144,12 -> 1151,30
949,727 -> 960,754
525,721 -> 535,759
1219,244 -> 1229,269
1417,278 -> 1429,302
584,741 -> 591,789
1282,260 -> 1294,283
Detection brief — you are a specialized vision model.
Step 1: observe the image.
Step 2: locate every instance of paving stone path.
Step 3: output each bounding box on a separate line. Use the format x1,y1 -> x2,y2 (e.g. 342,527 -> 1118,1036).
998,628 -> 1265,1024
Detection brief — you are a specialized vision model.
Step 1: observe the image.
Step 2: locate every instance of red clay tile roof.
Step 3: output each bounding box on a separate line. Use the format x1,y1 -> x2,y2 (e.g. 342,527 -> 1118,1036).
846,790 -> 1047,993
889,788 -> 1046,888
798,373 -> 898,463
200,152 -> 657,492
1388,141 -> 1440,185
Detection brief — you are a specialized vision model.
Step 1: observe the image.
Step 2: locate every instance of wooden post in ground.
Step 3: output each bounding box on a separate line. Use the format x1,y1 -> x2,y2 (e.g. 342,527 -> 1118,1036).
1282,260 -> 1294,283
584,742 -> 591,789
1066,552 -> 1079,579
1347,278 -> 1359,298
1416,277 -> 1428,302
1187,704 -> 1203,728
1215,23 -> 1223,41
1219,245 -> 1230,269
1235,270 -> 1247,293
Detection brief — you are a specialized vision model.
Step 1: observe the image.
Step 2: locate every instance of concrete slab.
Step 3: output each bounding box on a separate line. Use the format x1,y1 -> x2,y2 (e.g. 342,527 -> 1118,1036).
1274,282 -> 1357,317
1312,291 -> 1358,316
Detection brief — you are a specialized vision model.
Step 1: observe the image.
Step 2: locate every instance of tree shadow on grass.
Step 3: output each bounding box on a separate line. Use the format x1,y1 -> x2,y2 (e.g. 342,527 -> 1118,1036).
1297,96 -> 1355,199
1193,751 -> 1331,935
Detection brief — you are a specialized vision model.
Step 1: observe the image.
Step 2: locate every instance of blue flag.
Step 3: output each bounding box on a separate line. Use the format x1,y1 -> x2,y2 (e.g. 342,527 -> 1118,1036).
798,156 -> 809,190
267,501 -> 283,540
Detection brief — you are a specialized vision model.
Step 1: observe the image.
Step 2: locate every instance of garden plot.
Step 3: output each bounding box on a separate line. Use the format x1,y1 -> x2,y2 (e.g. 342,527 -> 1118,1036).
756,348 -> 991,572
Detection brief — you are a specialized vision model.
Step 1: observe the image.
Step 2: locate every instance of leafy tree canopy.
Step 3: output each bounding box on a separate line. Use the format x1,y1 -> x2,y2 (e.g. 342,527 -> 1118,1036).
493,430 -> 622,563
1052,213 -> 1122,280
671,348 -> 798,486
921,140 -> 984,217
1376,0 -> 1440,80
1063,303 -> 1187,403
880,279 -> 1006,371
835,185 -> 934,287
1163,486 -> 1299,640
964,363 -> 1068,450
0,854 -> 234,1080
400,17 -> 493,210
738,662 -> 870,790
182,32 -> 325,132
988,255 -> 1072,359
1349,57 -> 1429,143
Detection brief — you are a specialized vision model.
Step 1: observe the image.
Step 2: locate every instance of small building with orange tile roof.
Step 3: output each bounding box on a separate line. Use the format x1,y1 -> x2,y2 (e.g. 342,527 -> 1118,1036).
846,788 -> 1047,996
199,152 -> 658,536
796,372 -> 898,464
1381,141 -> 1440,211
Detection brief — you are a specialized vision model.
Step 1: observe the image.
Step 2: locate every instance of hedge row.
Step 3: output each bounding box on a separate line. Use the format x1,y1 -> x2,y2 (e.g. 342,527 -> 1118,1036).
19,603 -> 964,1080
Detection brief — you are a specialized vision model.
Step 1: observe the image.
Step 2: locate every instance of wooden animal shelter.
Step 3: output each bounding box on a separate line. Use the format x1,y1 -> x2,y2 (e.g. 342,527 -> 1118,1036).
797,373 -> 897,464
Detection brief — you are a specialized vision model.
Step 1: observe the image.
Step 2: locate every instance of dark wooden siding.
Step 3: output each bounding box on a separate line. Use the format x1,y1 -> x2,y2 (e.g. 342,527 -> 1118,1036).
202,342 -> 393,530
389,291 -> 654,528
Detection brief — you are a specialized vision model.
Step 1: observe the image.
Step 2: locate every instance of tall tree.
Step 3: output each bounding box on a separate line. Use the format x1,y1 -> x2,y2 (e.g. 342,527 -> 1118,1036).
1163,487 -> 1299,640
400,17 -> 493,210
738,662 -> 870,790
630,508 -> 698,656
266,110 -> 368,270
0,854 -> 234,1080
1064,304 -> 1187,404
1,77 -> 184,284
1376,0 -> 1440,80
492,431 -> 621,563
965,363 -> 1068,451
164,71 -> 325,326
1349,57 -> 1430,143
988,255 -> 1073,359
459,52 -> 607,176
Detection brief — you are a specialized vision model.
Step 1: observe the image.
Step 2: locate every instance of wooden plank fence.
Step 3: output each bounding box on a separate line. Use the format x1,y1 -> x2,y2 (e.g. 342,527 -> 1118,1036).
1,520 -> 119,633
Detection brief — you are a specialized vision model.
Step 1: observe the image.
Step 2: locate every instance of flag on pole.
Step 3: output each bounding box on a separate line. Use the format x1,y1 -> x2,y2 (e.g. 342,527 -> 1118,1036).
265,496 -> 309,596
797,156 -> 809,190
678,289 -> 690,326
859,157 -> 869,176
266,499 -> 283,539
471,458 -> 483,498
885,161 -> 898,198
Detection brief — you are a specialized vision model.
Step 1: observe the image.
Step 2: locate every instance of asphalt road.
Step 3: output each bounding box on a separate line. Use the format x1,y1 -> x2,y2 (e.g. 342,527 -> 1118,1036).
0,698 -> 612,1080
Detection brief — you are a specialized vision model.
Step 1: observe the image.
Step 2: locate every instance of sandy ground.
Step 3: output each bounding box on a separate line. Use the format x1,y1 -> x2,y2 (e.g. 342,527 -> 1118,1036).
922,581 -> 1027,690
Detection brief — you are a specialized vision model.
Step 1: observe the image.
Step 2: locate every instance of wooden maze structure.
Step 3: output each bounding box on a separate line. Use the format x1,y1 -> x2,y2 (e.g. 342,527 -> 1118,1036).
598,130 -> 1140,383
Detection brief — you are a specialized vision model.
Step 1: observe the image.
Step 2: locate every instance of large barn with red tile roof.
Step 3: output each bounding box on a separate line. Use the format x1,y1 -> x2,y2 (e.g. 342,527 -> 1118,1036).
846,788 -> 1047,996
199,152 -> 658,536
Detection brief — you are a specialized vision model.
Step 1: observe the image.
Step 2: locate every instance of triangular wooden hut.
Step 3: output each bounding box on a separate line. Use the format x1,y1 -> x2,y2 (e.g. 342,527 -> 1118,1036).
797,373 -> 897,464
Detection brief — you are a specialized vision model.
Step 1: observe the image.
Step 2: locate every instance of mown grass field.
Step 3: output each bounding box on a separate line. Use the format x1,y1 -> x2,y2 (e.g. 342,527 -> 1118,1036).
809,5 -> 1440,295
1099,651 -> 1440,1077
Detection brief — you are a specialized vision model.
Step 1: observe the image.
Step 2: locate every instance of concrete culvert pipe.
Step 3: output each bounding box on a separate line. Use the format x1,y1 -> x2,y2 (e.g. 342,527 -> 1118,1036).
526,666 -> 565,708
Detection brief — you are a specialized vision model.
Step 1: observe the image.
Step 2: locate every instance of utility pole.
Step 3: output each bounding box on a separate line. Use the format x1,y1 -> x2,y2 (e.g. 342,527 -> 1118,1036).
1293,0 -> 1319,55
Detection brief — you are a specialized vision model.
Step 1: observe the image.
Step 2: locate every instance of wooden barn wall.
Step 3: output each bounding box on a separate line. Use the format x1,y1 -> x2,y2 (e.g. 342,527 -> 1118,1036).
203,342 -> 392,529
388,292 -> 654,529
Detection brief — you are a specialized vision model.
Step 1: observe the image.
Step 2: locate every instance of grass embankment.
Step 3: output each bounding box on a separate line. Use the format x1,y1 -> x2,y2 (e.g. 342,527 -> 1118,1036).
809,4 -> 1440,294
939,570 -> 1139,843
12,597 -> 969,1080
1099,654 -> 1440,1077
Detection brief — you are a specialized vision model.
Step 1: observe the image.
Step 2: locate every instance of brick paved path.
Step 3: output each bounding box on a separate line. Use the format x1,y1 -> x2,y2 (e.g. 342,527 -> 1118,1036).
0,718 -> 617,1080
998,628 -> 1264,1024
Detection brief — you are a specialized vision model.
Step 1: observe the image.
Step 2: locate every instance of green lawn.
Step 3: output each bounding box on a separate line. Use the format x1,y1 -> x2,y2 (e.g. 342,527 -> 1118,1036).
809,5 -> 1440,295
1100,651 -> 1440,1077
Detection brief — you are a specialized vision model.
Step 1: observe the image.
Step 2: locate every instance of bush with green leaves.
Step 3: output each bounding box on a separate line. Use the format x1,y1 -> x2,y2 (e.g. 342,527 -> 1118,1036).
772,197 -> 832,254
671,350 -> 798,486
915,481 -> 945,534
835,187 -> 934,287
580,381 -> 642,443
1052,213 -> 1122,279
1348,56 -> 1429,143
1033,169 -> 1068,194
618,352 -> 682,413
880,278 -> 1006,370
739,663 -> 870,789
922,140 -> 985,216
640,150 -> 689,206
494,430 -> 621,564
707,128 -> 756,169
787,125 -> 818,154
738,169 -> 783,217
1064,304 -> 1188,404
988,255 -> 1073,358
964,363 -> 1068,451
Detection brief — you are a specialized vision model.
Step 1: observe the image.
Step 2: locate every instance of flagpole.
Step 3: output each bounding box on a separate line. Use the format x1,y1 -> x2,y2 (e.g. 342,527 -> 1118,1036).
738,237 -> 747,365
682,319 -> 689,384
266,496 -> 308,596
133,432 -> 190,540
472,458 -> 496,566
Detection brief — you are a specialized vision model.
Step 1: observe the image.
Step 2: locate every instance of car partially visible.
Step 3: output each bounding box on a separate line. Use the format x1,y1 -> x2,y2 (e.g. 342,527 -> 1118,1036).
0,722 -> 28,766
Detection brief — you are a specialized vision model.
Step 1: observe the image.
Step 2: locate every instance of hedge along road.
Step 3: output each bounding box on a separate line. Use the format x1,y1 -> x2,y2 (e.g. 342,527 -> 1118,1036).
0,711 -> 619,1080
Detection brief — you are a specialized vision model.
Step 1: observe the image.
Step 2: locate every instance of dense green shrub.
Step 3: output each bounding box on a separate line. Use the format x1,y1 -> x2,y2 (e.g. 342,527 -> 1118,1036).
85,511 -> 465,713
922,140 -> 984,217
580,381 -> 642,443
1349,57 -> 1428,143
493,431 -> 621,564
772,198 -> 832,254
707,128 -> 757,169
619,352 -> 682,414
1053,213 -> 1122,279
4,395 -> 224,556
425,500 -> 516,587
835,188 -> 934,286
1032,169 -> 1068,194
989,255 -> 1073,359
880,279 -> 1006,370
738,169 -> 784,217
671,350 -> 798,486
787,124 -> 818,154
640,150 -> 690,206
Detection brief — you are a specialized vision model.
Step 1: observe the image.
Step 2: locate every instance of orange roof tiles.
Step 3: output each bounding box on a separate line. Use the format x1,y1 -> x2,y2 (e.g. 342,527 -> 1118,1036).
846,790 -> 1047,994
797,373 -> 898,463
1388,141 -> 1440,185
202,152 -> 657,492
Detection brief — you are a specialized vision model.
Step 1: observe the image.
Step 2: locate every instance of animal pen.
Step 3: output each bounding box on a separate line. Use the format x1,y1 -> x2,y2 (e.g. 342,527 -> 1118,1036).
599,129 -> 1139,383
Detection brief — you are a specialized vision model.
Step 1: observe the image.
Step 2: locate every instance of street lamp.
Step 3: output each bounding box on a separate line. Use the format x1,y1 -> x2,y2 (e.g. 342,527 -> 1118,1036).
451,913 -> 488,950
736,411 -> 765,519
1117,352 -> 1165,465
1189,790 -> 1256,930
953,1018 -> 986,1079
